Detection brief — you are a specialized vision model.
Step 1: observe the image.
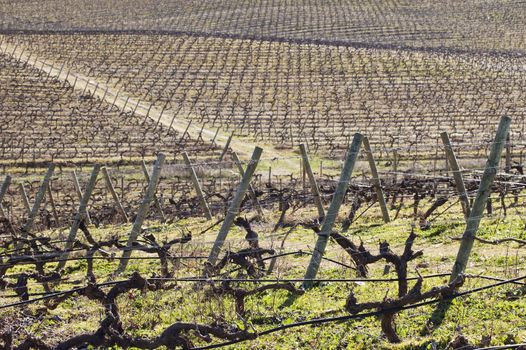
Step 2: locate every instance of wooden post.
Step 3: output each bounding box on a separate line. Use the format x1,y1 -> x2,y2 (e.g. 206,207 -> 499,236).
429,117 -> 512,329
505,132 -> 511,173
450,116 -> 511,281
122,96 -> 130,110
167,113 -> 177,132
154,105 -> 166,129
299,144 -> 325,219
303,134 -> 363,289
180,120 -> 192,140
19,183 -> 31,215
18,164 -> 55,246
115,154 -> 166,274
72,170 -> 92,225
392,149 -> 398,184
211,128 -> 220,145
363,137 -> 390,223
433,140 -> 439,198
441,132 -> 471,219
301,158 -> 306,190
0,176 -> 12,218
57,165 -> 101,270
132,99 -> 141,115
81,78 -> 89,95
46,182 -> 60,226
207,147 -> 263,265
444,140 -> 450,174
231,151 -> 264,217
182,152 -> 212,220
99,86 -> 108,106
141,160 -> 166,223
102,167 -> 129,222
146,103 -> 153,120
110,88 -> 120,110
219,132 -> 234,161
0,175 -> 16,236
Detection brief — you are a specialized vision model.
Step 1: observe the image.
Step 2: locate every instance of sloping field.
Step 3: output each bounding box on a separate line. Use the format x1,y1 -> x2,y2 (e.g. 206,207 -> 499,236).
0,51 -> 219,166
0,0 -> 525,54
3,34 -> 526,158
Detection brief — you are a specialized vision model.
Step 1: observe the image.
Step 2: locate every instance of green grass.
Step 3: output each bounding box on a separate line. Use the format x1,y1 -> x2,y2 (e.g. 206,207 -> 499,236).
2,199 -> 526,349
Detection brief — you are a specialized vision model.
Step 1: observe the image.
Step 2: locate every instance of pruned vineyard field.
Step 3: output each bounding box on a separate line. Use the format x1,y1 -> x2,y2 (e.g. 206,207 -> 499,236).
1,1 -> 526,349
0,52 -> 221,167
3,34 -> 526,158
1,1 -> 526,54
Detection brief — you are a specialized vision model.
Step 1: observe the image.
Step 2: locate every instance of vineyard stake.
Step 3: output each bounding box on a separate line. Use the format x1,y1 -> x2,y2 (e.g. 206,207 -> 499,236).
17,164 -> 55,248
441,132 -> 470,219
122,96 -> 130,111
429,116 -> 511,328
450,116 -> 511,280
231,151 -> 264,218
505,132 -> 511,173
132,99 -> 141,115
197,124 -> 205,141
211,128 -> 220,145
19,183 -> 31,216
81,78 -> 89,96
63,69 -> 70,87
46,181 -> 60,226
392,149 -> 398,184
363,137 -> 390,223
303,133 -> 363,289
154,105 -> 166,129
57,61 -> 65,78
141,160 -> 167,223
219,132 -> 234,161
299,144 -> 325,219
72,75 -> 78,89
110,88 -> 121,110
45,61 -> 54,80
115,154 -> 165,274
300,159 -> 307,191
72,170 -> 92,225
24,51 -> 32,66
182,152 -> 212,220
102,167 -> 129,222
99,86 -> 108,106
181,120 -> 192,141
433,140 -> 439,198
57,165 -> 101,271
145,103 -> 153,120
167,113 -> 177,132
444,140 -> 450,174
207,146 -> 263,265
0,175 -> 12,218
18,47 -> 25,61
0,180 -> 15,235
